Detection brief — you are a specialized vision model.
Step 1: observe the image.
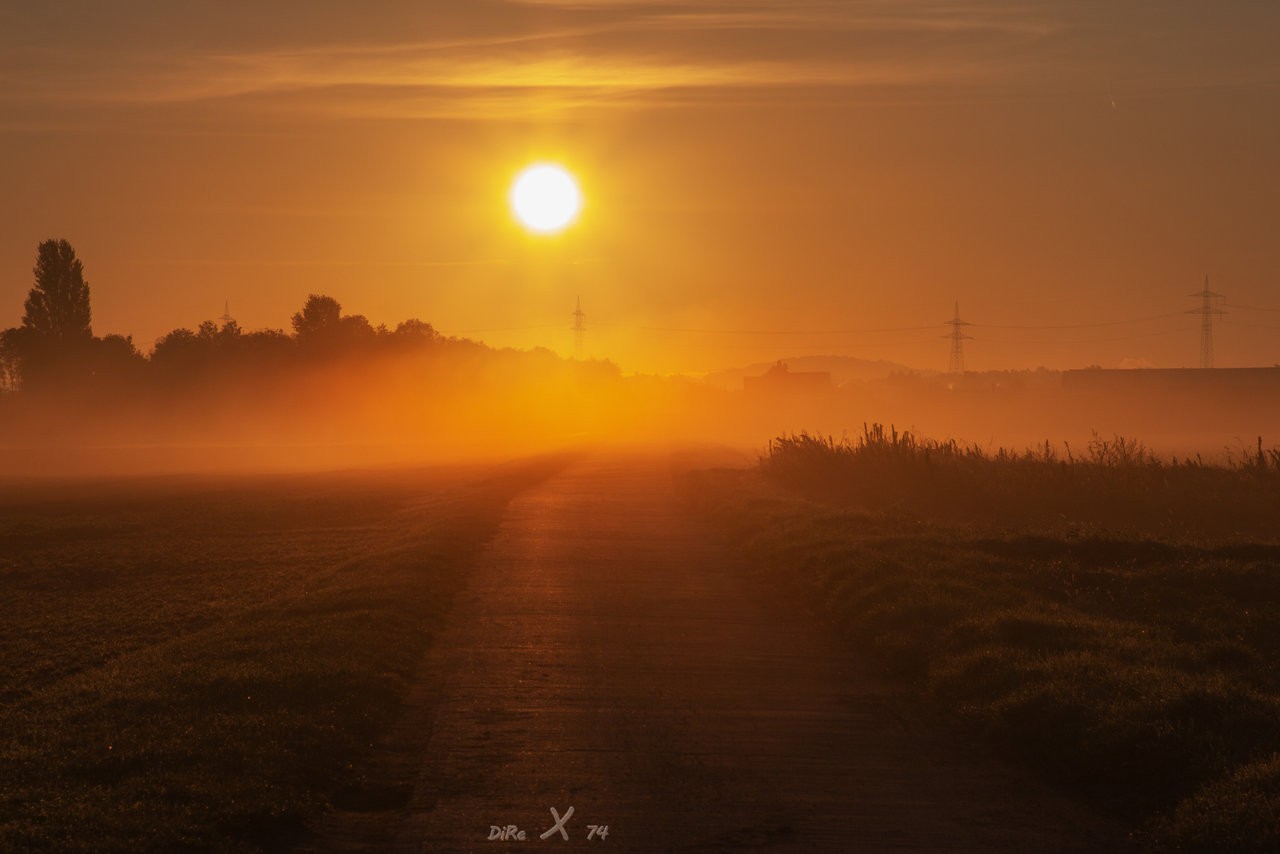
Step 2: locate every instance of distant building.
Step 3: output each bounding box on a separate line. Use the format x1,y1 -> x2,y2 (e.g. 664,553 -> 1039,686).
743,360 -> 833,395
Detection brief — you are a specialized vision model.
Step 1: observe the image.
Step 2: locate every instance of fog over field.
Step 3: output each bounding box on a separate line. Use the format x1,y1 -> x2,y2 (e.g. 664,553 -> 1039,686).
3,285 -> 1277,477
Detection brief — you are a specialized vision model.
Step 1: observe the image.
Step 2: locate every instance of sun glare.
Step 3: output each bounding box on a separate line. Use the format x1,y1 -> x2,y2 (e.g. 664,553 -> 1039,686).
510,164 -> 581,234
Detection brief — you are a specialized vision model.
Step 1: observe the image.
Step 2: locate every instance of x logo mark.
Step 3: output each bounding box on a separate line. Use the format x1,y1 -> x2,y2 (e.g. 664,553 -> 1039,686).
540,805 -> 575,841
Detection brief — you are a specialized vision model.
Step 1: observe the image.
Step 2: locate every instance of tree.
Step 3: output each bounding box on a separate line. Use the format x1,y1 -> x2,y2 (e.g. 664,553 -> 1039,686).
291,295 -> 342,341
23,239 -> 93,344
90,333 -> 146,386
150,328 -> 201,370
238,328 -> 294,367
2,240 -> 97,388
339,313 -> 376,343
394,318 -> 436,343
96,334 -> 142,361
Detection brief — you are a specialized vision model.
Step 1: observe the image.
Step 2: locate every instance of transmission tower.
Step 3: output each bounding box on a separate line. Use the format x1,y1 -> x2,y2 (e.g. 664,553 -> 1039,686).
943,301 -> 973,374
571,296 -> 586,359
217,300 -> 235,328
1187,276 -> 1225,368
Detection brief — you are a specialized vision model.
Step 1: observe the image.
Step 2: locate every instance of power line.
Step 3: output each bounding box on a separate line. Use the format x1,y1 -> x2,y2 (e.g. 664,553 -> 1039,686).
1220,318 -> 1280,331
438,304 -> 1220,347
443,317 -> 1196,342
970,311 -> 1185,330
439,324 -> 562,334
978,324 -> 1196,346
592,322 -> 945,335
575,311 -> 1190,336
1225,302 -> 1280,313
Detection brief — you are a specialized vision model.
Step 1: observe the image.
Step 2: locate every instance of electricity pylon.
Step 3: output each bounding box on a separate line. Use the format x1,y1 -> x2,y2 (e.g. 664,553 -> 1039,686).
1188,276 -> 1225,369
944,301 -> 973,374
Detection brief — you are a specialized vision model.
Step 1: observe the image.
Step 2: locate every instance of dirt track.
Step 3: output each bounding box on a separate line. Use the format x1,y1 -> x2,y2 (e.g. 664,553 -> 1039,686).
314,453 -> 1123,852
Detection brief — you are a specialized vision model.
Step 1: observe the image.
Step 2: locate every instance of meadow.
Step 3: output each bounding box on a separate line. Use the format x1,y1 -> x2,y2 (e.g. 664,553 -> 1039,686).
0,458 -> 565,851
688,427 -> 1280,851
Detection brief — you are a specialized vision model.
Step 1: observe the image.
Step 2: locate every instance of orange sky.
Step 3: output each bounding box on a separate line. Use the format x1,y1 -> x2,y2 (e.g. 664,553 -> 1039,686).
2,1 -> 1279,374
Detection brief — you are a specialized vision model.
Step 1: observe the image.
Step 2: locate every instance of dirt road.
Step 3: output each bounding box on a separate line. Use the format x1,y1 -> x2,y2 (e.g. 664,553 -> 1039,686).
316,453 -> 1122,852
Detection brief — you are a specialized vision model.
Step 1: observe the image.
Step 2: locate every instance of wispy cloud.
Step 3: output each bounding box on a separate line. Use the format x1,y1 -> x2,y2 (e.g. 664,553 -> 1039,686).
2,0 -> 1277,123
513,0 -> 1060,36
0,7 -> 1044,120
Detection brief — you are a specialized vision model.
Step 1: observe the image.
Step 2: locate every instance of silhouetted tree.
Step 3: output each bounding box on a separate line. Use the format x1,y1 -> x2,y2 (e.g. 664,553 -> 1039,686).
394,318 -> 436,343
150,328 -> 201,365
237,328 -> 294,365
291,295 -> 342,342
196,318 -> 245,345
90,334 -> 146,386
152,316 -> 246,369
5,239 -> 95,387
96,334 -> 141,359
339,313 -> 376,343
23,239 -> 92,344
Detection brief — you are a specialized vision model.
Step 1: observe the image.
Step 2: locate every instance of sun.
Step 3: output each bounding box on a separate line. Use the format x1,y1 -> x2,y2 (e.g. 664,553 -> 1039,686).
510,164 -> 581,234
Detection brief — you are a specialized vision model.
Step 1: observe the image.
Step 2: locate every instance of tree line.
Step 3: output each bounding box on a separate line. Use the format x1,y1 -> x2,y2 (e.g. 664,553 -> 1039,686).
0,239 -> 467,395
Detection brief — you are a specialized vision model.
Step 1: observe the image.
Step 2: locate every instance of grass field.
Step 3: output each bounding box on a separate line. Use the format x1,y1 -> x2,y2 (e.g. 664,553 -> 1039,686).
0,458 -> 566,851
688,428 -> 1280,852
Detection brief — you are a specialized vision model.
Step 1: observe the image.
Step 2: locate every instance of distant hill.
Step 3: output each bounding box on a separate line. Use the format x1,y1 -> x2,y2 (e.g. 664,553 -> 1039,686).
701,355 -> 930,390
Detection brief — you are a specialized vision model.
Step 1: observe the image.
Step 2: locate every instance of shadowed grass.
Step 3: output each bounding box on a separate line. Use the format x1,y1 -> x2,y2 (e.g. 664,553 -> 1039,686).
762,426 -> 1280,540
0,457 -> 567,851
688,429 -> 1280,851
1150,755 -> 1280,852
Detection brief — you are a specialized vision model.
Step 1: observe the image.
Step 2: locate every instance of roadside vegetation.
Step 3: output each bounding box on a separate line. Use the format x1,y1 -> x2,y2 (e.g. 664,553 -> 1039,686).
689,426 -> 1280,852
0,458 -> 564,851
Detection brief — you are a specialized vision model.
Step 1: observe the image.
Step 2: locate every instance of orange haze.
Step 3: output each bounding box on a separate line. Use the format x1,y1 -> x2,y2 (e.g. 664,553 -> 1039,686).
2,3 -> 1279,377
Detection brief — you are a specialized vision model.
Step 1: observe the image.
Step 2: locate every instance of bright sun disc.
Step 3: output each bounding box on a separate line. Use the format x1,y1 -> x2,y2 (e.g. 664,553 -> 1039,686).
511,164 -> 581,233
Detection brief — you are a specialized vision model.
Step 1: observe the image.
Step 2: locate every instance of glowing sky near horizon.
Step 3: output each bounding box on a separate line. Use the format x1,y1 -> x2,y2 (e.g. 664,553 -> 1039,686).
2,1 -> 1279,373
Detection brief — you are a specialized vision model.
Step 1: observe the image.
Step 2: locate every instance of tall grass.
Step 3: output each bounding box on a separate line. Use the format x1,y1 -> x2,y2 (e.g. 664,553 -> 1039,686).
690,426 -> 1280,850
762,425 -> 1280,539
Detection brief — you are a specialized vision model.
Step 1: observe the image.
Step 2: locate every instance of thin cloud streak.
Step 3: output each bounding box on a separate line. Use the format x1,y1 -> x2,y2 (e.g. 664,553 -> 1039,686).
0,1 -> 1059,119
1,50 -> 1000,119
564,1 -> 1062,37
2,1 -> 1276,123
135,258 -> 513,268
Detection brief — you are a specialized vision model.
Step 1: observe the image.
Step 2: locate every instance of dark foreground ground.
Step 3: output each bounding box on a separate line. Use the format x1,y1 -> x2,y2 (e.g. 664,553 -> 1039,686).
310,453 -> 1122,852
3,450 -> 1129,851
0,459 -> 560,850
